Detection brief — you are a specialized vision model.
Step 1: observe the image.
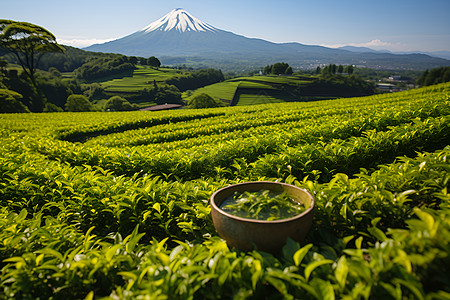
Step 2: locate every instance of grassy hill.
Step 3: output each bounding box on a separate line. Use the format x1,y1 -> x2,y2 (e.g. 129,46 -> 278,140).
184,74 -> 348,106
230,75 -> 315,105
97,69 -> 334,107
98,66 -> 183,93
59,61 -> 374,108
183,81 -> 240,104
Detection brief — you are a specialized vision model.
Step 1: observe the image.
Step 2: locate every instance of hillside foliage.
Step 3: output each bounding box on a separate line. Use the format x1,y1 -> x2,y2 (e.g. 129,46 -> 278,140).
166,68 -> 225,92
74,56 -> 136,81
186,93 -> 225,109
417,66 -> 450,86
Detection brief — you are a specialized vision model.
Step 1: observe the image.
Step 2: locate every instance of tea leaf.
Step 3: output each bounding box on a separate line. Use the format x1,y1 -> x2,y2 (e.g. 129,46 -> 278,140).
83,291 -> 94,300
293,243 -> 313,266
414,208 -> 435,233
311,278 -> 335,300
305,259 -> 334,281
335,256 -> 348,289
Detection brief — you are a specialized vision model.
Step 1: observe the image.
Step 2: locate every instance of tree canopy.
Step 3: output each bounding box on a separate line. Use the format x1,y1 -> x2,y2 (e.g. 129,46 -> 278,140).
263,63 -> 293,75
166,69 -> 224,92
104,96 -> 137,111
0,88 -> 29,113
147,56 -> 161,68
0,19 -> 65,111
0,20 -> 65,86
65,94 -> 93,112
417,66 -> 450,86
187,93 -> 224,109
74,56 -> 135,81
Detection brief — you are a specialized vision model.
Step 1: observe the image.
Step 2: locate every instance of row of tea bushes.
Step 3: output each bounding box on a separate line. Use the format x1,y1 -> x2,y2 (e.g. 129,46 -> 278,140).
0,82 -> 449,298
1,145 -> 448,299
84,91 -> 450,148
22,114 -> 450,182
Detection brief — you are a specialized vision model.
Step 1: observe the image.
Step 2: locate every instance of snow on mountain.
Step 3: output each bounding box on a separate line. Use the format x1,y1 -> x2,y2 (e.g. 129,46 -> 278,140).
140,8 -> 217,33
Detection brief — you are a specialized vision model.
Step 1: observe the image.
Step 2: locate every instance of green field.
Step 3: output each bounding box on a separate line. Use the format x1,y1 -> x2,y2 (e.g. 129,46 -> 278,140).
229,75 -> 313,86
184,81 -> 240,103
95,70 -> 353,107
235,92 -> 286,105
185,75 -> 315,106
99,66 -> 183,92
0,83 -> 449,299
233,76 -> 313,105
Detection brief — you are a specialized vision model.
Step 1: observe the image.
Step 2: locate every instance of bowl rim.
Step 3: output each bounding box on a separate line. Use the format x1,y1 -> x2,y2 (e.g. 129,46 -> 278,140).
210,181 -> 315,224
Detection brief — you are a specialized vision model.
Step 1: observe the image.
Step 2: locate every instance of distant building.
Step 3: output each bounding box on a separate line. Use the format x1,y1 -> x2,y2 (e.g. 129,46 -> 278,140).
388,75 -> 402,81
139,103 -> 183,111
376,83 -> 399,93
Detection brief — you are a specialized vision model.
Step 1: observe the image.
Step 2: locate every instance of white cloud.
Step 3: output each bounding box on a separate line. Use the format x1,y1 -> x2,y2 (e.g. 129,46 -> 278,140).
56,37 -> 116,48
361,39 -> 392,48
321,39 -> 406,51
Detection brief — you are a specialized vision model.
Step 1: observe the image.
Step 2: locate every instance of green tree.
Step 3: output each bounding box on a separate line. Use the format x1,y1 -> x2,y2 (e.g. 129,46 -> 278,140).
0,88 -> 29,113
65,94 -> 93,112
417,66 -> 450,86
104,96 -> 137,111
330,64 -> 337,74
0,20 -> 64,111
128,56 -> 138,65
147,56 -> 161,68
74,56 -> 134,81
285,66 -> 293,75
187,93 -> 224,109
35,71 -> 71,108
43,102 -> 63,112
165,69 -> 224,92
81,83 -> 105,100
272,62 -> 290,75
321,65 -> 330,75
155,84 -> 182,104
263,65 -> 273,75
346,65 -> 354,75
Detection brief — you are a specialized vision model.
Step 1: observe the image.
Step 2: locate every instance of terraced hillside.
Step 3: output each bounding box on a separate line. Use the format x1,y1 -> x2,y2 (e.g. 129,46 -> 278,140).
99,65 -> 182,93
185,75 -> 316,106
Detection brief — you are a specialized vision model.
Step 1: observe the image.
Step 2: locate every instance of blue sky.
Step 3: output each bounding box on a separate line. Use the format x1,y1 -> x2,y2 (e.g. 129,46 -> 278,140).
2,0 -> 449,52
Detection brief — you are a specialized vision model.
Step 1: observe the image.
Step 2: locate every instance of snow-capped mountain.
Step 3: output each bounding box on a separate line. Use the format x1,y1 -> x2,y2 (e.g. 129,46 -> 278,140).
140,8 -> 217,33
84,9 -> 450,70
84,8 -> 285,56
85,9 -> 349,60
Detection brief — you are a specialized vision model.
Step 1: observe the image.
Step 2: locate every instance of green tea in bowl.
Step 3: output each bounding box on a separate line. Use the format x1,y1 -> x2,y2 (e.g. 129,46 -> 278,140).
211,181 -> 315,253
219,189 -> 307,221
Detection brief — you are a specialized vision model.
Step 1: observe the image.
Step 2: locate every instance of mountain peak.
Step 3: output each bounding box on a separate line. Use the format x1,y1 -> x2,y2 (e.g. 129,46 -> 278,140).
140,8 -> 217,33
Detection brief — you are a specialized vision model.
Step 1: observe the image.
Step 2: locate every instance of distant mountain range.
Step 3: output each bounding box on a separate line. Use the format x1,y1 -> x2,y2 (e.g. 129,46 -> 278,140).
337,46 -> 450,61
85,9 -> 450,71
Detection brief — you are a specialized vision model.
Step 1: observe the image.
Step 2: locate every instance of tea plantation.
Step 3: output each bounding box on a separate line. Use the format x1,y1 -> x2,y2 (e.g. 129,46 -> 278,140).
0,83 -> 449,299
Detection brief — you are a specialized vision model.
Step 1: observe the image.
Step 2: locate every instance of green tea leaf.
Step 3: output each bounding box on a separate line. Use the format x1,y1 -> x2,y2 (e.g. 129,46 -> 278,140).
305,259 -> 334,281
105,244 -> 122,262
335,256 -> 348,289
153,202 -> 161,214
368,227 -> 387,242
312,278 -> 335,300
83,291 -> 94,300
265,276 -> 293,300
293,243 -> 313,266
414,208 -> 435,232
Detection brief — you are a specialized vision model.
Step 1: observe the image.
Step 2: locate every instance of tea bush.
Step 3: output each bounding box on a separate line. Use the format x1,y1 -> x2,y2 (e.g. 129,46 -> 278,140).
0,82 -> 449,299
